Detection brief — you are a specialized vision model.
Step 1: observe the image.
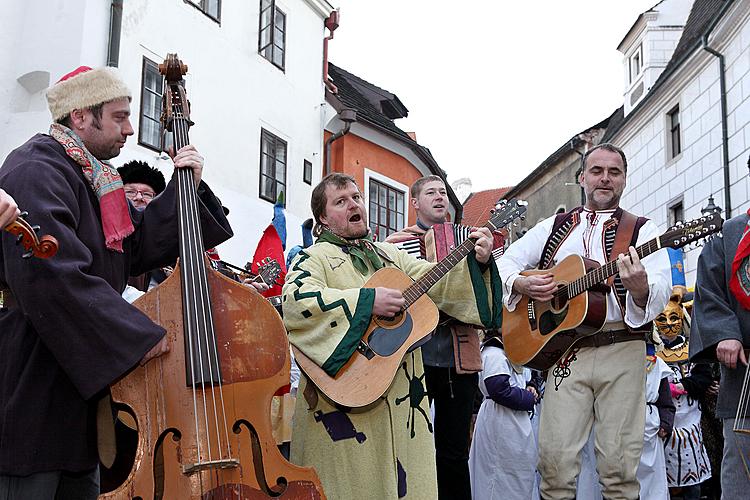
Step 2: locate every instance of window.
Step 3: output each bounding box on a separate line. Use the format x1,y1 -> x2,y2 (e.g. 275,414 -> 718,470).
186,0 -> 221,22
668,105 -> 681,159
369,179 -> 405,242
629,44 -> 642,83
138,58 -> 164,151
668,200 -> 684,227
303,159 -> 312,185
258,0 -> 286,70
259,129 -> 287,204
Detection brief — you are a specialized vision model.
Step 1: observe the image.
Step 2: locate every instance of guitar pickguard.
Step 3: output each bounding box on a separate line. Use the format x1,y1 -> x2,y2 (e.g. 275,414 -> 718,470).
367,313 -> 414,356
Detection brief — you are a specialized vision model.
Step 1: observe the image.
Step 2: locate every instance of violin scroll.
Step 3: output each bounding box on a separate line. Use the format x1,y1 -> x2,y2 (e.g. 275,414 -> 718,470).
3,212 -> 58,259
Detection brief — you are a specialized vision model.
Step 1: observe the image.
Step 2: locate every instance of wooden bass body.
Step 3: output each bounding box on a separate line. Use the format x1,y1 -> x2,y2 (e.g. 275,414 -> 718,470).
292,267 -> 439,409
101,264 -> 324,499
502,254 -> 607,371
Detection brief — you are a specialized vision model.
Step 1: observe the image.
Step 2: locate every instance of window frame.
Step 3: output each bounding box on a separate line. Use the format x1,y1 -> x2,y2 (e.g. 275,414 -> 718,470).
667,104 -> 682,160
258,0 -> 286,71
185,0 -> 221,23
259,128 -> 287,206
668,198 -> 684,227
303,159 -> 312,185
629,44 -> 643,84
138,57 -> 165,152
368,178 -> 406,242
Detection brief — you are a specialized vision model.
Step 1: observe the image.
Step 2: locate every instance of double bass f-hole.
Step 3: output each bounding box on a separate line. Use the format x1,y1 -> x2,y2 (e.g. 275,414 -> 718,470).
3,212 -> 59,259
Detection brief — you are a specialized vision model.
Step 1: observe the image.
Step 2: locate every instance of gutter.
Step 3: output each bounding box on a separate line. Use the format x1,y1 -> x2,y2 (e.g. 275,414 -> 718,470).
702,41 -> 731,217
107,0 -> 123,67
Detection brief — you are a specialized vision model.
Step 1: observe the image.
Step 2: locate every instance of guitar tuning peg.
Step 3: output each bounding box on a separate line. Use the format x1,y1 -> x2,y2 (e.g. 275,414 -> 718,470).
22,250 -> 33,259
520,215 -> 526,221
32,225 -> 40,233
20,211 -> 28,218
15,233 -> 23,244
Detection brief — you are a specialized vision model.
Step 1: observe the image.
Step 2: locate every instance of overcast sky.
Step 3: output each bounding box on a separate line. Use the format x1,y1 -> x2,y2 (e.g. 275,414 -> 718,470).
328,0 -> 661,192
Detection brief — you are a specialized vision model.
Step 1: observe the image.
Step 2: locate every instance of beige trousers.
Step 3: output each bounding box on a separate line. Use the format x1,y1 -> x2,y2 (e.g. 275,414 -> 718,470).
538,340 -> 646,500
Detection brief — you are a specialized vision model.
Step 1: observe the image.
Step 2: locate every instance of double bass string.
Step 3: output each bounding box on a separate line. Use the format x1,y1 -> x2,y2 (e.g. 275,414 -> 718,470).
173,99 -> 232,464
735,359 -> 750,433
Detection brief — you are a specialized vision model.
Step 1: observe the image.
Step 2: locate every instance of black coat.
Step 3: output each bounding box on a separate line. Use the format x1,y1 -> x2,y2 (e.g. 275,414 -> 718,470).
0,134 -> 232,474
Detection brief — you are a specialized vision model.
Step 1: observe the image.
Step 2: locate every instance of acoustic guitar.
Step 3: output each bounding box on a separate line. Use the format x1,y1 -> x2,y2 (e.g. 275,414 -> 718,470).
293,200 -> 527,409
502,213 -> 723,371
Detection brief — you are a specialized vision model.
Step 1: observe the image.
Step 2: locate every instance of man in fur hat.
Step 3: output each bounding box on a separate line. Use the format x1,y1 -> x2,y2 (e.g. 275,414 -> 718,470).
0,66 -> 232,498
118,160 -> 166,211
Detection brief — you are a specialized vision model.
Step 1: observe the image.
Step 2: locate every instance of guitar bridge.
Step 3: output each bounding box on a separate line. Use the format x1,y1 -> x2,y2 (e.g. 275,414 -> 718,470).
357,340 -> 375,360
527,301 -> 538,330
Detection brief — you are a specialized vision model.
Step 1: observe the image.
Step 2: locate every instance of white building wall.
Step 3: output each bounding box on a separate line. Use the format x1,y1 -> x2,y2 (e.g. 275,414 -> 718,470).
0,0 -> 333,265
615,1 -> 750,286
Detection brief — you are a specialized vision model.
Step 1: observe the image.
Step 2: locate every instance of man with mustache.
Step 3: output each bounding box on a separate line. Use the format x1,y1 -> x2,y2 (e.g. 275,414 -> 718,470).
386,175 -> 483,500
0,66 -> 231,498
497,143 -> 671,499
282,173 -> 502,500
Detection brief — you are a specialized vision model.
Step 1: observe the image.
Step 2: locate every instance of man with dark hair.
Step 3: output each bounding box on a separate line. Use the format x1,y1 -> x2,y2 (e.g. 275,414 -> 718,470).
690,159 -> 750,498
498,143 -> 671,499
0,66 -> 232,498
386,175 -> 481,500
283,173 -> 502,500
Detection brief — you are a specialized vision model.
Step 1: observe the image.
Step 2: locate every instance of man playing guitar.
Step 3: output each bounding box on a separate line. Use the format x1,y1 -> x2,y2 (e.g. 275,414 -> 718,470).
497,143 -> 671,500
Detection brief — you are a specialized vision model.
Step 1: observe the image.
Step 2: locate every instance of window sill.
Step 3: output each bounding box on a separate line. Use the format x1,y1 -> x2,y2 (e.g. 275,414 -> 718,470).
183,0 -> 221,25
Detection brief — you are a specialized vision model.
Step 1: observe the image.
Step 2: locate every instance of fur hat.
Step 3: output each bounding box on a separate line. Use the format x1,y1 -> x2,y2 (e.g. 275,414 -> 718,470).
46,66 -> 132,121
117,160 -> 166,195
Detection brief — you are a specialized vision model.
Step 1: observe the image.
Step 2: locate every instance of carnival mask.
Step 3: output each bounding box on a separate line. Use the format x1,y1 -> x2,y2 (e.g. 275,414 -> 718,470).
654,286 -> 687,341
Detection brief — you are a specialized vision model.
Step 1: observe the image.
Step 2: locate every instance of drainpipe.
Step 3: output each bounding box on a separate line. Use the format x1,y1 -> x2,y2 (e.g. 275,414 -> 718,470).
702,37 -> 732,217
323,10 -> 339,93
570,139 -> 586,205
324,108 -> 357,175
107,1 -> 123,67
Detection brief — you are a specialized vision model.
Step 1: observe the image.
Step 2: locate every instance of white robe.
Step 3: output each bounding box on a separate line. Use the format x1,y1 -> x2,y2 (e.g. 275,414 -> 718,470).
469,346 -> 535,500
637,356 -> 672,498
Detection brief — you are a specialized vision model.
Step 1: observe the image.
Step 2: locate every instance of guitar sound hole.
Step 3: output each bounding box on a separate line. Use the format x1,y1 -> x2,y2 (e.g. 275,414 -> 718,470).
368,312 -> 414,356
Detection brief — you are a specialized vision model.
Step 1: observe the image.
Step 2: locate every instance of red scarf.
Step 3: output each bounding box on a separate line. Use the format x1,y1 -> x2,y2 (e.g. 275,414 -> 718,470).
729,209 -> 750,310
49,124 -> 134,252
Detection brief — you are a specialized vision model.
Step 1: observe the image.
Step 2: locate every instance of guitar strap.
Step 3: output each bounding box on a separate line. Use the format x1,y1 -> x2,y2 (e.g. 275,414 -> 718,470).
604,209 -> 648,319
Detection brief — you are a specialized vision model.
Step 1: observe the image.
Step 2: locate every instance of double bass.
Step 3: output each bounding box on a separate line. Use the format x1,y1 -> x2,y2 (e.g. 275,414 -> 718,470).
101,54 -> 325,499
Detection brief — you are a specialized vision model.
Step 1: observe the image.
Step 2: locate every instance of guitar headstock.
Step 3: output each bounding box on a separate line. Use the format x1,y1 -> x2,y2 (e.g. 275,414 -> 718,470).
487,199 -> 528,231
660,212 -> 723,249
249,257 -> 282,286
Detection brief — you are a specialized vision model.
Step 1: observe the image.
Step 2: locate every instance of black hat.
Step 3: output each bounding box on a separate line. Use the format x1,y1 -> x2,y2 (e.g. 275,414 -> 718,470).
118,160 -> 166,195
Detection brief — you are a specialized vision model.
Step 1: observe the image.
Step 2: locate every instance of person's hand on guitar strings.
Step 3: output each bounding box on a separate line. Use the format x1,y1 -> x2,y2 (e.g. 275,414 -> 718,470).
242,277 -> 270,293
616,246 -> 649,307
470,227 -> 494,264
373,287 -> 405,317
513,273 -> 556,302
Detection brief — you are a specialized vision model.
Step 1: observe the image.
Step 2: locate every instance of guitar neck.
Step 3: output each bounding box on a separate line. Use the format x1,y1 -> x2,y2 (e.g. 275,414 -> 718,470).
401,227 -> 483,307
565,237 -> 662,299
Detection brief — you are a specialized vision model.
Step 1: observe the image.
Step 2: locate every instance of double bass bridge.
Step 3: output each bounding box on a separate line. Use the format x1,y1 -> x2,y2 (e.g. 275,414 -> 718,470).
183,458 -> 240,475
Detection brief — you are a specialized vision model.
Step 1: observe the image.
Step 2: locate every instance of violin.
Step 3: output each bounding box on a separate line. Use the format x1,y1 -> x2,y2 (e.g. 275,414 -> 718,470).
100,54 -> 325,499
3,211 -> 58,259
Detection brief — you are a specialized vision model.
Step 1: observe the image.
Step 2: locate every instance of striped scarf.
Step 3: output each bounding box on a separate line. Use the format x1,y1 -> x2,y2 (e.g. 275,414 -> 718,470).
49,123 -> 133,252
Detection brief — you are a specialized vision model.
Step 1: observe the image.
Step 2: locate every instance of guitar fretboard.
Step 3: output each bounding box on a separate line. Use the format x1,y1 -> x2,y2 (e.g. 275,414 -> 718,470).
557,238 -> 661,300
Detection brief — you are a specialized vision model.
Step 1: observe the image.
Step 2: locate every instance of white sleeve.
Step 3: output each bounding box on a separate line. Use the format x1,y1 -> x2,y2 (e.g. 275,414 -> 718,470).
624,220 -> 673,327
495,216 -> 555,311
480,347 -> 512,380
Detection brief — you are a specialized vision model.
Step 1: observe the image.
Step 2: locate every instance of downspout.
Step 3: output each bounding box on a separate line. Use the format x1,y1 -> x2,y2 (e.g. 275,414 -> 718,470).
324,108 -> 357,176
702,37 -> 731,217
323,10 -> 339,93
570,139 -> 586,206
107,0 -> 123,67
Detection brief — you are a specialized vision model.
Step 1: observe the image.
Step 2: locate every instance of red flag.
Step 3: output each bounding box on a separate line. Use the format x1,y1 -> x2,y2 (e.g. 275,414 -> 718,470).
251,223 -> 287,297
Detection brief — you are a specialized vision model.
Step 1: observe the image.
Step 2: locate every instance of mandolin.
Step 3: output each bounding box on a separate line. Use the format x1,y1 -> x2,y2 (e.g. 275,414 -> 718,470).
502,213 -> 723,371
293,200 -> 527,409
